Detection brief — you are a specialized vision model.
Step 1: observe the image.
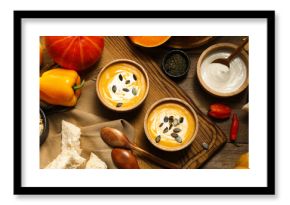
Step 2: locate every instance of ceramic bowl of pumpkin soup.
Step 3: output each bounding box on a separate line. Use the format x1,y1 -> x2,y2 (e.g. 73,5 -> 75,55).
144,98 -> 198,152
96,59 -> 149,112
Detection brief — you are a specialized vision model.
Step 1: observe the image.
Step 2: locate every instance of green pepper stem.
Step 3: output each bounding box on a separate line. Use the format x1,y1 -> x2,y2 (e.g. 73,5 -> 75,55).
73,80 -> 85,91
232,141 -> 240,147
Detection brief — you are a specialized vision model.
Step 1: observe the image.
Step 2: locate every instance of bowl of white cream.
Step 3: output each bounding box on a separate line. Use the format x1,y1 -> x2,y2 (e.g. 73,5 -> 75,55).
197,43 -> 248,97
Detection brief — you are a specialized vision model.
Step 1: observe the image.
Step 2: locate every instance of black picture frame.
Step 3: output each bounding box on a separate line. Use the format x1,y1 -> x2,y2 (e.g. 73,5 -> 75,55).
14,10 -> 275,195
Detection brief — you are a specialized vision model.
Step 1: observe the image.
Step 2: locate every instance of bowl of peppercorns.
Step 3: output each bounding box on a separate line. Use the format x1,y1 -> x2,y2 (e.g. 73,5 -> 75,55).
162,50 -> 190,79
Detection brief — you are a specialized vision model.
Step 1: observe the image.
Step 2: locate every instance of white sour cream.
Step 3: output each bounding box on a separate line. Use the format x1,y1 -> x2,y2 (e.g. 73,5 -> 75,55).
201,51 -> 247,94
108,71 -> 139,102
149,109 -> 188,141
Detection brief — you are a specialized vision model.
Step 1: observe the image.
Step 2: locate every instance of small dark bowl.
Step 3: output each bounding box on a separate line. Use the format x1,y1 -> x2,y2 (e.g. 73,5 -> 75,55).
162,50 -> 190,79
40,108 -> 49,146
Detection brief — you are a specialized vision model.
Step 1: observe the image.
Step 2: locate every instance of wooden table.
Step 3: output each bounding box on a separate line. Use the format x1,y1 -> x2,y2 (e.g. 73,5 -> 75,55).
42,36 -> 248,169
136,36 -> 249,168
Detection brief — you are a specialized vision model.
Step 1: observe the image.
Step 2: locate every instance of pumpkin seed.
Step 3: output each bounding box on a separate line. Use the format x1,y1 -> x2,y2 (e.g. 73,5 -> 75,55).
171,133 -> 179,138
133,74 -> 137,81
202,142 -> 209,150
116,102 -> 123,107
132,87 -> 137,96
169,116 -> 174,123
169,123 -> 173,130
119,74 -> 123,81
122,88 -> 129,92
173,119 -> 179,126
163,127 -> 169,133
179,117 -> 184,123
155,135 -> 161,143
175,136 -> 182,143
125,80 -> 130,84
112,85 -> 117,93
164,116 -> 169,123
173,128 -> 181,133
159,123 -> 164,127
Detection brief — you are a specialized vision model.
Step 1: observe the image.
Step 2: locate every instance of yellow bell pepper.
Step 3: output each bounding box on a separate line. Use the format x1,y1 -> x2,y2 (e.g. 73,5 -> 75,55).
40,68 -> 84,107
235,152 -> 249,169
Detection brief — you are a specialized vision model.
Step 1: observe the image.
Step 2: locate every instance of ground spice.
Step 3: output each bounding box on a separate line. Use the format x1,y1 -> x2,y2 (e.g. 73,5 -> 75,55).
164,53 -> 188,77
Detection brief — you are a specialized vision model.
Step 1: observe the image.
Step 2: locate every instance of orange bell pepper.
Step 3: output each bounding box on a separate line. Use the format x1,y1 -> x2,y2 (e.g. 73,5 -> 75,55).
40,68 -> 84,107
235,152 -> 249,169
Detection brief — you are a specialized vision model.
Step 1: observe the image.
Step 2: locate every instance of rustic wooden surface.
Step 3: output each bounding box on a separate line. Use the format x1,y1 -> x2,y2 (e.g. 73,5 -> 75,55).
142,36 -> 249,168
41,36 -> 248,169
167,36 -> 215,49
83,36 -> 228,169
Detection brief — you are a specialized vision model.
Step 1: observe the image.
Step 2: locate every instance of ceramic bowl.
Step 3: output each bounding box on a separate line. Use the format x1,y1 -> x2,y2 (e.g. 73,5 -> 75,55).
40,107 -> 49,145
197,43 -> 249,97
96,59 -> 149,112
144,98 -> 199,152
161,49 -> 190,79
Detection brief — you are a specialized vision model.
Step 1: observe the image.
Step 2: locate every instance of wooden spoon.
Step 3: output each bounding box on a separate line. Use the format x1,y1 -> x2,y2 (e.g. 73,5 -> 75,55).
111,148 -> 140,169
100,127 -> 180,169
211,37 -> 248,68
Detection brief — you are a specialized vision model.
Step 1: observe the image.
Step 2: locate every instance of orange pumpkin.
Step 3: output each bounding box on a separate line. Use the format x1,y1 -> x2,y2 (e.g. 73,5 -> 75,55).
128,36 -> 171,48
44,36 -> 104,72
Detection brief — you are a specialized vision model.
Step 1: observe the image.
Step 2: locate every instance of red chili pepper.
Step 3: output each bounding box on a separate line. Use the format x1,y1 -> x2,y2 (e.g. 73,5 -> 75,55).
230,113 -> 240,146
208,103 -> 231,120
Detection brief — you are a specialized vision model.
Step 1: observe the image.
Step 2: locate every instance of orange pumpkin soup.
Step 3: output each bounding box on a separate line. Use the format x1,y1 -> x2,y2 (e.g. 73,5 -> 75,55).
146,102 -> 196,150
98,62 -> 147,110
128,36 -> 171,47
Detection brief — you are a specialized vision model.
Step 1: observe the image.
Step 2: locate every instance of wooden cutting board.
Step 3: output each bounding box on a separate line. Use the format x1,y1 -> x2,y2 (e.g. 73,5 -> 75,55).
78,36 -> 227,169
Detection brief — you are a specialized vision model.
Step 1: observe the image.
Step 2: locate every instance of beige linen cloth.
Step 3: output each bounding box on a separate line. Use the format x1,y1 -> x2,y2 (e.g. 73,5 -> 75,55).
40,80 -> 135,169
